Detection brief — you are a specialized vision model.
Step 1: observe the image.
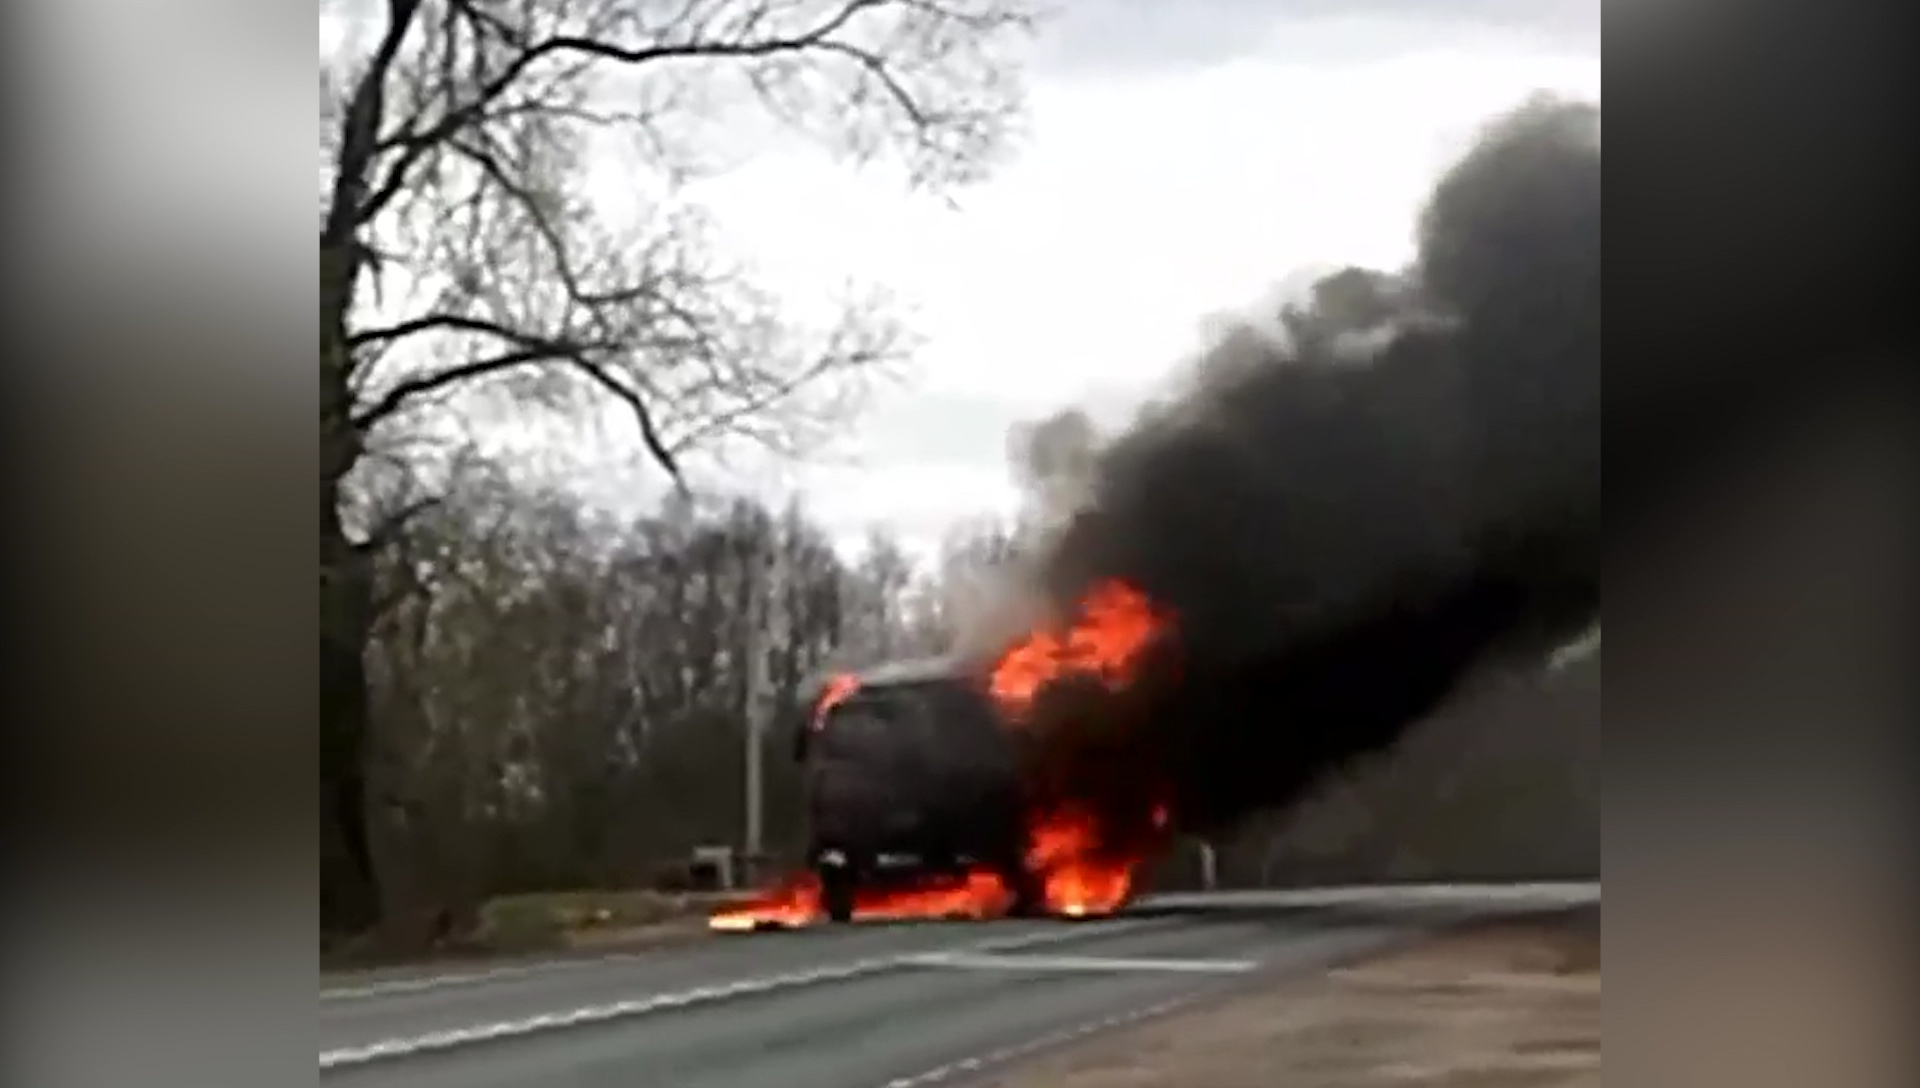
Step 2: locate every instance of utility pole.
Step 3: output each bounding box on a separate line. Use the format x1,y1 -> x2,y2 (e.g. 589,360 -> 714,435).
743,540 -> 788,883
744,567 -> 767,877
1197,840 -> 1219,891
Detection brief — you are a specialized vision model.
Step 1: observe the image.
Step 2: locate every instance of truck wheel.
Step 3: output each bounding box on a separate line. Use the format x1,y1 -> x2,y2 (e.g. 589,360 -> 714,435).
1000,864 -> 1046,918
819,866 -> 857,923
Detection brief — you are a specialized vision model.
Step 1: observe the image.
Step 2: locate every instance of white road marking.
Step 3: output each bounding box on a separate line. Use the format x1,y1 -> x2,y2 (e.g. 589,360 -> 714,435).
958,918 -> 1163,954
319,955 -> 897,1070
318,918 -> 1170,1070
321,959 -> 619,1002
1138,880 -> 1599,913
318,916 -> 1164,1002
903,951 -> 1257,974
876,993 -> 1204,1088
875,920 -> 1468,1088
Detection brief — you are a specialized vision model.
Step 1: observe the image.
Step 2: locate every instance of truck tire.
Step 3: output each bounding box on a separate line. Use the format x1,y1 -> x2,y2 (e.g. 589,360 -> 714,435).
819,865 -> 857,923
999,863 -> 1047,918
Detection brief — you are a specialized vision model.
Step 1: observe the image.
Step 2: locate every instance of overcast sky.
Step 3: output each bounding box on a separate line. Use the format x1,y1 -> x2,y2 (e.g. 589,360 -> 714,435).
500,2 -> 1603,562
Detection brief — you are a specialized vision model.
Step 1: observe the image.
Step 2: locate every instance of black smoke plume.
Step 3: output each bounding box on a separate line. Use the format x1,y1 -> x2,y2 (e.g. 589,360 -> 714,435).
1015,96 -> 1602,848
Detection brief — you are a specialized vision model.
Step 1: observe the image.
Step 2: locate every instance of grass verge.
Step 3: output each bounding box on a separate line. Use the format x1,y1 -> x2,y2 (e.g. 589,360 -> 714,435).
322,889 -> 740,975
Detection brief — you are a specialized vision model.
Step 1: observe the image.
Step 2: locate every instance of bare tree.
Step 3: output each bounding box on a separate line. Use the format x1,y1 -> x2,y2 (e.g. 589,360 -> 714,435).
363,475 -> 925,922
320,0 -> 1039,935
832,528 -> 913,662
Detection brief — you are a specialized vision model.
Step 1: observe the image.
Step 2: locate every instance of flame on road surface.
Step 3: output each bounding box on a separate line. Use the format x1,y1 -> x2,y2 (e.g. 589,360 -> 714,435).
710,579 -> 1173,931
707,869 -> 1014,930
1022,809 -> 1133,917
708,872 -> 823,931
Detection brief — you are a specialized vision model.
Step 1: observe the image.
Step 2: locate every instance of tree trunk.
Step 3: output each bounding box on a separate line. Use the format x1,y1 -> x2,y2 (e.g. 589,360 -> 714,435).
321,491 -> 379,937
318,0 -> 417,933
320,269 -> 381,938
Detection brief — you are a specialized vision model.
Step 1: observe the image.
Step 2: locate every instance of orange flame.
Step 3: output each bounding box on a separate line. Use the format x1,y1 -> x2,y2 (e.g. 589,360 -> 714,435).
707,869 -> 1013,930
709,579 -> 1174,931
990,579 -> 1173,918
1012,801 -> 1175,918
812,673 -> 861,730
987,580 -> 1165,719
707,872 -> 821,931
854,869 -> 1013,922
1022,809 -> 1132,916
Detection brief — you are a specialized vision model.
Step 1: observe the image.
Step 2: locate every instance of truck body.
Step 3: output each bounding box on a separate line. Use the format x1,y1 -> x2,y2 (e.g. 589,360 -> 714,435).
792,656 -> 1041,921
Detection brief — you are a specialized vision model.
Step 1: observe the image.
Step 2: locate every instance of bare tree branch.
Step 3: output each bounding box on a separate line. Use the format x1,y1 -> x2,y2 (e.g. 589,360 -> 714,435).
323,0 -> 1031,586
568,355 -> 686,490
349,311 -> 686,484
349,311 -> 576,351
356,0 -> 896,227
352,345 -> 576,432
324,0 -> 427,250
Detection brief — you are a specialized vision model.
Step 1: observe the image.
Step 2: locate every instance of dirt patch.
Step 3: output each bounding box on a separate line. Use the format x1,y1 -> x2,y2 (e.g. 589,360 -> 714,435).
975,911 -> 1599,1088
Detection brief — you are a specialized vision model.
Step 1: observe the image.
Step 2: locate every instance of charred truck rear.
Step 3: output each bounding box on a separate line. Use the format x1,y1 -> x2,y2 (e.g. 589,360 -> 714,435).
792,657 -> 1043,922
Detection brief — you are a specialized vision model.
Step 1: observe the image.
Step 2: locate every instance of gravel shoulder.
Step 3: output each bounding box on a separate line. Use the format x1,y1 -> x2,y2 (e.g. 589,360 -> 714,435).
975,909 -> 1600,1088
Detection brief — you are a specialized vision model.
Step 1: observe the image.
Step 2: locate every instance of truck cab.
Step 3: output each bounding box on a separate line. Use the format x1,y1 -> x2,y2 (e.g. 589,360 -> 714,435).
793,657 -> 1041,922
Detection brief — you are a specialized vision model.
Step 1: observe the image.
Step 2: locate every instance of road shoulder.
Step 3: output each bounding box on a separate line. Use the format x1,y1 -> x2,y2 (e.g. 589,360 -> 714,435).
972,908 -> 1600,1088
320,916 -> 717,990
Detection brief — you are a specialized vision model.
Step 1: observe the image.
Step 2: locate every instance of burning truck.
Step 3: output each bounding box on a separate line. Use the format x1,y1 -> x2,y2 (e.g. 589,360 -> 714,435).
710,579 -> 1175,930
791,656 -> 1044,923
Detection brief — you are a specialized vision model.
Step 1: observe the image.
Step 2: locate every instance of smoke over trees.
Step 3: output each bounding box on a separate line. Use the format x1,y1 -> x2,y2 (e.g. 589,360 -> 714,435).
1011,95 -> 1602,846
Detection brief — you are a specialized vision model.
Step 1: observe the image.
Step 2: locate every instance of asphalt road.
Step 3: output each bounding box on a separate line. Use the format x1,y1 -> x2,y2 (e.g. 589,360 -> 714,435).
320,882 -> 1598,1088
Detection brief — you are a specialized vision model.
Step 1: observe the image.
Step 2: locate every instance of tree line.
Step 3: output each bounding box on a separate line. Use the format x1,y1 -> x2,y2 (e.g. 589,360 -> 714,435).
358,460 -> 1024,927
